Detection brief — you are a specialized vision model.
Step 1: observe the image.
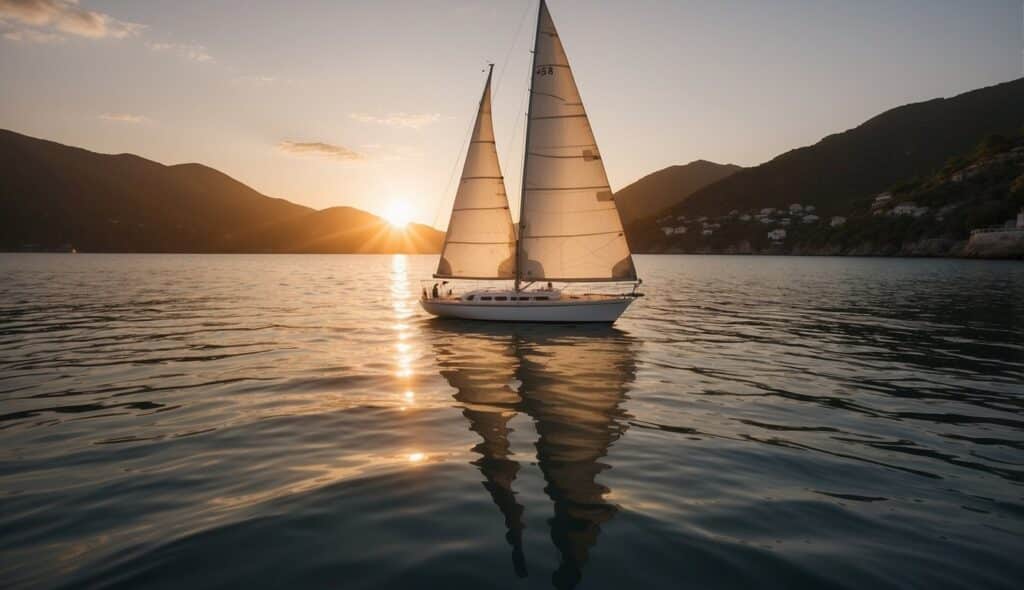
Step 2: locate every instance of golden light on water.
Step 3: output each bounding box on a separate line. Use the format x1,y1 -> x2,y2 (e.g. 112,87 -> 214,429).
390,254 -> 416,386
407,452 -> 426,463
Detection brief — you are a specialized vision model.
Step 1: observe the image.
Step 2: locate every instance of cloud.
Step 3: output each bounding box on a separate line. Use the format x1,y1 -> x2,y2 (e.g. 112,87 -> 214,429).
278,141 -> 363,162
231,74 -> 278,87
99,112 -> 148,123
146,40 -> 212,62
0,0 -> 144,39
3,27 -> 63,42
350,112 -> 441,129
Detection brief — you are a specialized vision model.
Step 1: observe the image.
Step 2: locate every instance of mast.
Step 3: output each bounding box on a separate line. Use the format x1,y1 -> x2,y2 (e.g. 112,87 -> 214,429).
515,0 -> 545,293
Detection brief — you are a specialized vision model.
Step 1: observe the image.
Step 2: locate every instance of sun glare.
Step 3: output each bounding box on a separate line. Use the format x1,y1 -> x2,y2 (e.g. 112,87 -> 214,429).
383,200 -> 413,229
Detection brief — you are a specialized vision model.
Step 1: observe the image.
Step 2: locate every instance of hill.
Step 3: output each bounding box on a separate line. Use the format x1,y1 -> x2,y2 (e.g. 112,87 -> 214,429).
625,77 -> 1024,254
659,78 -> 1024,221
635,132 -> 1024,258
0,129 -> 444,253
613,160 -> 741,223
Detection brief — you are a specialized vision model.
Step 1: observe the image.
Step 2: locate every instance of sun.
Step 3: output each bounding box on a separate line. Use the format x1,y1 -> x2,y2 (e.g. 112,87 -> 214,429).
383,200 -> 414,229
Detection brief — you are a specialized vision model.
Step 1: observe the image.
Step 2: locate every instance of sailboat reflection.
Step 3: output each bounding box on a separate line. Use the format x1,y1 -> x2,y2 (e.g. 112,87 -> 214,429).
429,322 -> 636,589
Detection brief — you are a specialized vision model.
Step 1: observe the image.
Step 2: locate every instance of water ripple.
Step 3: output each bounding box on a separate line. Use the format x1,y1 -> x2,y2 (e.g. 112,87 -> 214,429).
0,253 -> 1022,589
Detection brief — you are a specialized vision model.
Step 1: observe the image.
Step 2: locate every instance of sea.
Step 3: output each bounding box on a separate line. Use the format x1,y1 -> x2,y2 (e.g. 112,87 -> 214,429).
1,253 -> 1022,589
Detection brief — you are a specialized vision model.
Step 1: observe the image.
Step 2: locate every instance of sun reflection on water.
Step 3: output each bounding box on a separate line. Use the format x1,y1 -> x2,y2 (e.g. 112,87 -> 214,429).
390,255 -> 422,432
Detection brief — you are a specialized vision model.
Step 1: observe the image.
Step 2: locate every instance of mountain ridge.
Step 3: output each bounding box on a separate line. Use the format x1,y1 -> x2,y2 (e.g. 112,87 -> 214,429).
658,78 -> 1024,220
0,129 -> 444,253
613,159 -> 742,223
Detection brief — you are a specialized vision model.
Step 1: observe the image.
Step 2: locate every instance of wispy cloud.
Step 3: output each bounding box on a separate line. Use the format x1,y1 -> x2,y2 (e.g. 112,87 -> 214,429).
99,112 -> 148,124
350,112 -> 441,129
0,0 -> 144,39
278,141 -> 363,162
3,27 -> 63,43
146,40 -> 212,62
231,74 -> 278,87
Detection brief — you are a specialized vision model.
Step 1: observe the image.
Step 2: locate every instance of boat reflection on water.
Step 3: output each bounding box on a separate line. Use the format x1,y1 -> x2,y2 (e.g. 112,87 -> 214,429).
428,321 -> 636,589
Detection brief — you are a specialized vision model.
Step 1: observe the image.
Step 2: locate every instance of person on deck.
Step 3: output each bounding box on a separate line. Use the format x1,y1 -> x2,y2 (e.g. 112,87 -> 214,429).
431,283 -> 439,299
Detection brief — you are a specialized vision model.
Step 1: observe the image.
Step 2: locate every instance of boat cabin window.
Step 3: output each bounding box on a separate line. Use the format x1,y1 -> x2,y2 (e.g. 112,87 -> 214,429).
465,295 -> 475,301
494,296 -> 508,301
534,296 -> 549,301
481,296 -> 492,301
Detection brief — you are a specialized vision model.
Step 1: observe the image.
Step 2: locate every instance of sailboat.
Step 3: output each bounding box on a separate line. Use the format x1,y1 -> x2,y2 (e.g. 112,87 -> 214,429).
420,0 -> 642,323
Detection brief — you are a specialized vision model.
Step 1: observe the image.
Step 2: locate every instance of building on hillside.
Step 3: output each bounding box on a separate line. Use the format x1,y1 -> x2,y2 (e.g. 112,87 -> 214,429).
698,216 -> 708,222
830,216 -> 846,227
802,214 -> 820,223
729,209 -> 739,216
789,203 -> 803,212
760,208 -> 776,215
892,202 -> 929,217
805,205 -> 816,212
779,218 -> 791,226
673,226 -> 687,235
739,214 -> 751,221
676,215 -> 687,221
661,227 -> 673,236
872,192 -> 893,210
702,229 -> 714,236
768,229 -> 787,241
760,217 -> 774,224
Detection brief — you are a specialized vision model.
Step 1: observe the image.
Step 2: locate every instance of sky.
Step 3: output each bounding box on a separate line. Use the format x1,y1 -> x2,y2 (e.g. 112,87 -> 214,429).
1,0 -> 1022,228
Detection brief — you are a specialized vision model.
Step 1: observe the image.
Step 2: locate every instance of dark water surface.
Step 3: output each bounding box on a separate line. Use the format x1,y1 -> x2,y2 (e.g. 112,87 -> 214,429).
1,254 -> 1022,589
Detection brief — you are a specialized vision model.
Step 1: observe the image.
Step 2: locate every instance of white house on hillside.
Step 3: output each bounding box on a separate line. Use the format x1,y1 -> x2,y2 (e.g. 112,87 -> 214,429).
830,216 -> 847,227
768,229 -> 787,241
892,202 -> 929,217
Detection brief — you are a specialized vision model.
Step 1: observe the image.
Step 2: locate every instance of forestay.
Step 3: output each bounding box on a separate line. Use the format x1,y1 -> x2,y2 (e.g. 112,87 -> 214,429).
436,66 -> 517,280
517,0 -> 637,283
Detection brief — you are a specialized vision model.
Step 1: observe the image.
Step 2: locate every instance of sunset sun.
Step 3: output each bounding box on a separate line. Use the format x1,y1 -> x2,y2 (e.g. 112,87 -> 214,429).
383,200 -> 413,229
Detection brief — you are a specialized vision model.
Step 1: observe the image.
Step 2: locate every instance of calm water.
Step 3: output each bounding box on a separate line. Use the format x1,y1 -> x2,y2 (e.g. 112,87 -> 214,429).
1,254 -> 1022,589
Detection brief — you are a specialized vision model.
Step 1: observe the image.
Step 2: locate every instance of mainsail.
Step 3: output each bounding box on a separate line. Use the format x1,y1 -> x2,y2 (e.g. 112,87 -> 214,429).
516,0 -> 637,284
435,65 -> 517,280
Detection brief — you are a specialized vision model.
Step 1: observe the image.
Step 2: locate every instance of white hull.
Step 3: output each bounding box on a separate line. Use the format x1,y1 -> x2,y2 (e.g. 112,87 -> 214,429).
420,296 -> 634,323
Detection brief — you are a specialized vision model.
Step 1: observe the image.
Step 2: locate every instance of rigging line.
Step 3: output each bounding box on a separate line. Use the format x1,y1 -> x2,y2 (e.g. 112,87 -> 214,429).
431,79 -> 483,231
493,0 -> 533,97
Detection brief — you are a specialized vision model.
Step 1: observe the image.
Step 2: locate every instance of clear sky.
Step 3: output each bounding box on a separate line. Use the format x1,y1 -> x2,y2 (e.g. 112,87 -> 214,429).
2,0 -> 1022,227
